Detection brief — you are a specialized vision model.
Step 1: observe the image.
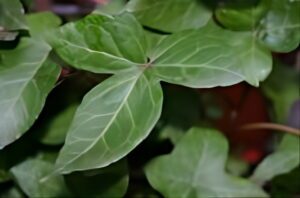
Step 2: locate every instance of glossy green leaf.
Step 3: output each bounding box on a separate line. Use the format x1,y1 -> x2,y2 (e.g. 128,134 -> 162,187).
126,0 -> 212,32
258,0 -> 300,52
251,134 -> 300,185
56,70 -> 163,173
51,12 -> 147,74
26,12 -> 62,41
65,160 -> 129,197
145,128 -> 268,198
10,159 -> 70,197
0,0 -> 27,30
216,0 -> 269,31
150,24 -> 272,87
0,38 -> 60,149
40,104 -> 78,145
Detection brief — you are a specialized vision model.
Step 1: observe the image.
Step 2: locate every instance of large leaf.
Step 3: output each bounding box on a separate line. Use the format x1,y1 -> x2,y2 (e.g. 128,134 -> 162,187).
10,159 -> 70,197
0,38 -> 60,149
126,0 -> 212,32
251,134 -> 300,185
149,24 -> 272,87
258,0 -> 300,52
145,128 -> 267,197
65,160 -> 129,197
56,70 -> 163,173
51,12 -> 147,74
0,0 -> 27,30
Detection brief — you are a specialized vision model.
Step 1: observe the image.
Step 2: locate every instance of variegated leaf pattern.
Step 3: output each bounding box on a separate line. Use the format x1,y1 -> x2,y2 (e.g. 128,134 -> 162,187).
56,70 -> 163,173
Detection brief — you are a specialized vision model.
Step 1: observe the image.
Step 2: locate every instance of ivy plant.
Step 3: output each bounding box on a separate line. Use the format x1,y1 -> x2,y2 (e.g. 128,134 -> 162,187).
0,0 -> 299,197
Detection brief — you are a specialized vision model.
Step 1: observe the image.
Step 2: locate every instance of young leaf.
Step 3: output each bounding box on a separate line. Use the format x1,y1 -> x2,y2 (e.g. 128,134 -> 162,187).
258,0 -> 300,52
55,70 -> 163,173
145,128 -> 268,198
0,0 -> 27,30
0,38 -> 60,149
10,159 -> 70,197
51,12 -> 147,74
126,0 -> 212,32
65,160 -> 129,197
150,24 -> 272,87
251,134 -> 300,185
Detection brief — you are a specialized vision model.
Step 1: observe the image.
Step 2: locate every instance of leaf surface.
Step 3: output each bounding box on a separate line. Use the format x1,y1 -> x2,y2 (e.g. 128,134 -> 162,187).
56,70 -> 163,173
251,134 -> 300,185
0,38 -> 60,149
0,0 -> 27,30
145,128 -> 268,198
126,0 -> 212,32
51,12 -> 147,74
150,25 -> 272,87
10,159 -> 70,197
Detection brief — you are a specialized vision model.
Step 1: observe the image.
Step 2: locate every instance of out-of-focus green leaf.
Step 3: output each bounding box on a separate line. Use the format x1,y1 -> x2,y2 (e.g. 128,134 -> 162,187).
26,12 -> 62,41
262,62 -> 299,122
40,104 -> 78,145
10,159 -> 70,197
251,134 -> 300,185
216,0 -> 269,31
55,70 -> 163,173
258,0 -> 300,52
95,0 -> 126,15
145,128 -> 267,198
0,38 -> 61,149
0,187 -> 24,198
150,24 -> 272,87
65,160 -> 128,197
51,12 -> 147,74
0,0 -> 27,30
159,125 -> 184,145
126,0 -> 212,32
226,156 -> 250,176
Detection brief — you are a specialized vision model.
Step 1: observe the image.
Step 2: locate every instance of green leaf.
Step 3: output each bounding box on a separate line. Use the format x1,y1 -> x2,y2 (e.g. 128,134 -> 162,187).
0,187 -> 24,198
0,38 -> 60,149
215,0 -> 269,31
262,62 -> 299,122
94,0 -> 126,15
56,70 -> 163,173
145,128 -> 268,198
0,0 -> 27,30
258,0 -> 300,52
26,12 -> 62,41
150,24 -> 272,87
10,159 -> 70,197
251,134 -> 300,185
126,0 -> 212,32
40,104 -> 78,145
65,160 -> 129,197
51,12 -> 147,74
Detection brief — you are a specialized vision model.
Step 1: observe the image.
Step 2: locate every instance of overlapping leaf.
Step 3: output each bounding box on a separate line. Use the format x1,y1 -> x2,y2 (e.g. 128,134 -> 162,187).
251,134 -> 300,185
258,0 -> 300,52
51,12 -> 147,74
10,159 -> 70,197
145,128 -> 267,197
126,0 -> 212,32
56,70 -> 163,173
0,38 -> 60,149
149,24 -> 272,87
0,0 -> 27,30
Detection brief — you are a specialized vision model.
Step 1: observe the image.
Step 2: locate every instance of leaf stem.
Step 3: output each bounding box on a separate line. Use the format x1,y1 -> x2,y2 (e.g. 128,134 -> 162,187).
240,122 -> 300,136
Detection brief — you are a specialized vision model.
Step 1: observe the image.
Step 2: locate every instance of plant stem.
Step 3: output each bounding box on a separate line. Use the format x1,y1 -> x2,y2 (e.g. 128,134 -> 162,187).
240,122 -> 300,136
